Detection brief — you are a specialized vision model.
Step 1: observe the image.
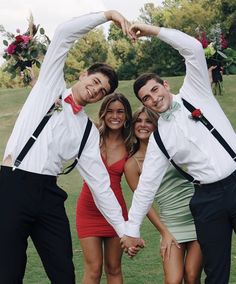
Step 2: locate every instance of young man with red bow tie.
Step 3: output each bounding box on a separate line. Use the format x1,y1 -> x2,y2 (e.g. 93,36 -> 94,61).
0,10 -> 143,284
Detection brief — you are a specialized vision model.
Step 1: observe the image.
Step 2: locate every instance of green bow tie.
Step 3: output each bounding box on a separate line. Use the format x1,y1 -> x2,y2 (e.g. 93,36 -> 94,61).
159,101 -> 181,121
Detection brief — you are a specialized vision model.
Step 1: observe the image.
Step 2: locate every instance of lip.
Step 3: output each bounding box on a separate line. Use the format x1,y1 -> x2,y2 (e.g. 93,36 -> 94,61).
135,129 -> 151,138
109,120 -> 122,124
138,129 -> 150,133
86,88 -> 93,99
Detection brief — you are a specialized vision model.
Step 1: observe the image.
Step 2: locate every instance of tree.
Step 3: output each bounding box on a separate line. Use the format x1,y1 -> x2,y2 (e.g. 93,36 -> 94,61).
107,23 -> 139,79
65,28 -> 109,82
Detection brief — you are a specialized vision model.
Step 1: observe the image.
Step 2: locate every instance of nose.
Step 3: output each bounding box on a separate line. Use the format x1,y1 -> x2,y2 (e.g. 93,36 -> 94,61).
111,111 -> 118,118
152,92 -> 159,104
139,120 -> 145,127
92,86 -> 99,97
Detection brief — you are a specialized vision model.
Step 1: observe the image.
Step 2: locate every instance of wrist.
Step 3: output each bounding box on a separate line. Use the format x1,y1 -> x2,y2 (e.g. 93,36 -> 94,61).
150,26 -> 160,36
104,10 -> 113,21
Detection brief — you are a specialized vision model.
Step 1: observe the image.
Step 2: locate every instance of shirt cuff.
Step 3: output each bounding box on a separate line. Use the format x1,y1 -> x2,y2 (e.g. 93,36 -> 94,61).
124,221 -> 140,238
114,222 -> 126,238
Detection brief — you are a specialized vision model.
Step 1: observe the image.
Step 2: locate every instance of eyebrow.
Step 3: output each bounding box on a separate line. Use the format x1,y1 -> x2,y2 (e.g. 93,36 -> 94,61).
141,94 -> 149,102
150,85 -> 158,92
141,84 -> 158,100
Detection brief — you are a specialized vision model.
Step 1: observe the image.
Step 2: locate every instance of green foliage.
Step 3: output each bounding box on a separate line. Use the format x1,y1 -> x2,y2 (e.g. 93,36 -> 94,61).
108,22 -> 125,41
224,48 -> 236,74
39,27 -> 45,35
1,0 -> 236,85
108,24 -> 139,79
3,40 -> 8,46
65,28 -> 108,82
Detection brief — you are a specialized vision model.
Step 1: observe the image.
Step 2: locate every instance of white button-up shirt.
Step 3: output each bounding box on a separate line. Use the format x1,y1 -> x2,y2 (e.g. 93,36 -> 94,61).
126,27 -> 236,237
2,12 -> 125,237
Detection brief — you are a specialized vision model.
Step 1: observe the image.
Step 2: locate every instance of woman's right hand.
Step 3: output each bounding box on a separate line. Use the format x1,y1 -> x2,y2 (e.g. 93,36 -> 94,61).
160,230 -> 180,261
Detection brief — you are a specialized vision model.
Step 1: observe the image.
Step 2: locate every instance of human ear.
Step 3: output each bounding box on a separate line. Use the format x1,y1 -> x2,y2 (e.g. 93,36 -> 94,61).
79,71 -> 88,80
163,80 -> 170,91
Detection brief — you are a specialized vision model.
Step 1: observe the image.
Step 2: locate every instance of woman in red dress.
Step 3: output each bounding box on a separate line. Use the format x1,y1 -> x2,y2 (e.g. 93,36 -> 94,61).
76,93 -> 133,284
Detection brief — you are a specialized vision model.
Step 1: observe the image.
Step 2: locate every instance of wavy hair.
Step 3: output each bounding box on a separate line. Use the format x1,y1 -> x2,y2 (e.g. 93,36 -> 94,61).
98,93 -> 133,153
130,106 -> 159,156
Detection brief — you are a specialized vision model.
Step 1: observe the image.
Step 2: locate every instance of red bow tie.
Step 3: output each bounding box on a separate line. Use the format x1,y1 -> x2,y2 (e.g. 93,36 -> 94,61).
64,94 -> 83,114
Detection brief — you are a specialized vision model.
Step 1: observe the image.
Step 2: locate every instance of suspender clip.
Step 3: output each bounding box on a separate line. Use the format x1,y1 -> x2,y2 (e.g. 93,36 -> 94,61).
12,159 -> 21,171
192,179 -> 201,185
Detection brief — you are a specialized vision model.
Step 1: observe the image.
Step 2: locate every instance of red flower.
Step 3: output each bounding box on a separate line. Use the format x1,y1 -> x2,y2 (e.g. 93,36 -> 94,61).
196,32 -> 208,48
220,33 -> 228,50
7,43 -> 17,54
191,109 -> 202,119
189,108 -> 208,126
15,35 -> 24,43
189,109 -> 202,121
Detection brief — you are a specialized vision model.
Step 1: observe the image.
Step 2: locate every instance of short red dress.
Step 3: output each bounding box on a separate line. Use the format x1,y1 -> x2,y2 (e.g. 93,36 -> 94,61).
76,156 -> 128,238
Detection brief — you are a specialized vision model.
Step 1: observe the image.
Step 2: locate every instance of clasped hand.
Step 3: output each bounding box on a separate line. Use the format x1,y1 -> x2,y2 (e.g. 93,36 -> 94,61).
120,235 -> 145,258
105,10 -> 160,44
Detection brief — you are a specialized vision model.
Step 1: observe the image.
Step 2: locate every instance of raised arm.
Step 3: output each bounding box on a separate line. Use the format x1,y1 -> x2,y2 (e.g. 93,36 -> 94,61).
35,11 -> 130,100
129,23 -> 212,100
124,157 -> 179,260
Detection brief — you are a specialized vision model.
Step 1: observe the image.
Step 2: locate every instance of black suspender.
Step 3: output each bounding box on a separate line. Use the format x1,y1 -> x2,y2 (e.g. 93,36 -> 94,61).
59,118 -> 92,175
13,100 -> 58,170
153,98 -> 236,184
13,99 -> 92,175
153,129 -> 200,184
182,99 -> 236,161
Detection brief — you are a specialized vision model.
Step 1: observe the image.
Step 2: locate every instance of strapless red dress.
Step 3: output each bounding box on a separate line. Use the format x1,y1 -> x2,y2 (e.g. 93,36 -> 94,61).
76,156 -> 128,238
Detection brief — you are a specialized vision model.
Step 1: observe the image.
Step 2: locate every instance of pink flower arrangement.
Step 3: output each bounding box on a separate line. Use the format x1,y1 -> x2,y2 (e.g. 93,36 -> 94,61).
7,43 -> 17,55
0,13 -> 50,85
196,25 -> 228,62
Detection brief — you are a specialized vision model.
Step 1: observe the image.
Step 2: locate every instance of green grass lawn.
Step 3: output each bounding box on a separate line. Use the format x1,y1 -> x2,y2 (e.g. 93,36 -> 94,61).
0,76 -> 236,283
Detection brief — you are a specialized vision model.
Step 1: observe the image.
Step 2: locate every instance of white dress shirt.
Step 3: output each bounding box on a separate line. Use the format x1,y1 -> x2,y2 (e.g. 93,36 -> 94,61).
2,12 -> 125,237
126,27 -> 236,237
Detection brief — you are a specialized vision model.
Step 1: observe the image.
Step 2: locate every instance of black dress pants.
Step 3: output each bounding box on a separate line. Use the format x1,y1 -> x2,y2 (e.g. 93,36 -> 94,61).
190,170 -> 236,284
0,166 -> 75,284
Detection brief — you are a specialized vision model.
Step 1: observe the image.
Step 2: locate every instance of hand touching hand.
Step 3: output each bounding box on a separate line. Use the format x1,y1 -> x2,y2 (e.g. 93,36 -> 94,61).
104,10 -> 131,37
120,235 -> 145,258
129,23 -> 160,41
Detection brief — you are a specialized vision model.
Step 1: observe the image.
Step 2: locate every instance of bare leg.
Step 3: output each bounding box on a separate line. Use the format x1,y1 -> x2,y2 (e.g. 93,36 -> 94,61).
162,243 -> 185,284
79,237 -> 103,284
104,237 -> 123,284
184,241 -> 203,284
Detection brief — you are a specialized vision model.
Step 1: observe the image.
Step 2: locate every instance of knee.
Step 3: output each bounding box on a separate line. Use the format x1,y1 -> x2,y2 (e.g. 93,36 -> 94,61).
184,269 -> 201,284
84,263 -> 102,281
104,263 -> 122,278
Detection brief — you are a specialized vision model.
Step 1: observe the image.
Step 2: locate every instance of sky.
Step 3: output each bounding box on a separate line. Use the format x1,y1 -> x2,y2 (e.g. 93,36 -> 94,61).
0,0 -> 163,63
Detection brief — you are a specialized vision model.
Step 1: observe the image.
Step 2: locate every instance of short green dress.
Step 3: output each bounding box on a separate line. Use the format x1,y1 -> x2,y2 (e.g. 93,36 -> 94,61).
155,165 -> 197,243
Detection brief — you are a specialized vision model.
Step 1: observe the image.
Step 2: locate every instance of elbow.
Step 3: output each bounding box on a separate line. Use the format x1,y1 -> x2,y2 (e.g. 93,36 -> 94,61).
191,37 -> 203,53
54,24 -> 68,37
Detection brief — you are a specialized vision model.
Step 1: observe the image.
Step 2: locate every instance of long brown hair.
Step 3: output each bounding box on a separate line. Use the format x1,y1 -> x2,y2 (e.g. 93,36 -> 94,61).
130,106 -> 159,156
98,93 -> 133,153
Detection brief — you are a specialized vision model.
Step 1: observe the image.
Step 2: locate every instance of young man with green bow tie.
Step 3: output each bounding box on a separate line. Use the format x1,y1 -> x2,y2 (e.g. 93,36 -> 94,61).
121,22 -> 236,284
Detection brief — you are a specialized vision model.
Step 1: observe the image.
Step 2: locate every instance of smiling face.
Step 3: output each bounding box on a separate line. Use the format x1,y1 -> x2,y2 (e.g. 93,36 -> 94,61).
73,72 -> 111,106
134,111 -> 156,142
104,100 -> 126,131
138,79 -> 172,113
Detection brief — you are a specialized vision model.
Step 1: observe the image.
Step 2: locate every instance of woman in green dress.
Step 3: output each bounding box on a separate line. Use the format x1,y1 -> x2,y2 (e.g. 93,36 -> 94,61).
125,106 -> 203,284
